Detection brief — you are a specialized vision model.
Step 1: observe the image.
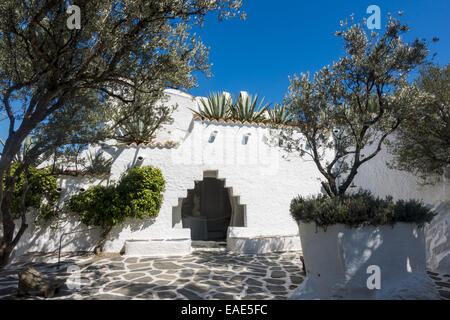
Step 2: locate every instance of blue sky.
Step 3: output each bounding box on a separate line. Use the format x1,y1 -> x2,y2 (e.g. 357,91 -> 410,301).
188,0 -> 449,104
0,0 -> 448,143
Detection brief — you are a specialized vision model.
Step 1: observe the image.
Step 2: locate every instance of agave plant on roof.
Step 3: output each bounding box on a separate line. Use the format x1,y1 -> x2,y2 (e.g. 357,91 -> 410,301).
231,93 -> 270,122
268,104 -> 293,125
190,92 -> 233,120
83,151 -> 113,176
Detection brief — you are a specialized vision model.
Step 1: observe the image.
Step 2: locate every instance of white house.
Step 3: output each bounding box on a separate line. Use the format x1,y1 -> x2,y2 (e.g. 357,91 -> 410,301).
8,89 -> 450,272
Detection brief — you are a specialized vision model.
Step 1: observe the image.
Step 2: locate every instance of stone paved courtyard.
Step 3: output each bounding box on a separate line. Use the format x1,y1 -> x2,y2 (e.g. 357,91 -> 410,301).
0,251 -> 449,300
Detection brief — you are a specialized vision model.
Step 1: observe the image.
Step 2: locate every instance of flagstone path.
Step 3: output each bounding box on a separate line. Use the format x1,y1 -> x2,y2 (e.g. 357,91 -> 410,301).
0,251 -> 448,300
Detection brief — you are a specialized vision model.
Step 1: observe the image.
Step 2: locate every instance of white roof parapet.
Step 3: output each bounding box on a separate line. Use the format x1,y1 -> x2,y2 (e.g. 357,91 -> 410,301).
163,88 -> 195,99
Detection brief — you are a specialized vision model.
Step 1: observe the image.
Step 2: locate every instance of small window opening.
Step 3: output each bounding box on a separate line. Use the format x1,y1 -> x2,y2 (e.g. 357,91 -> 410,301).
209,131 -> 218,143
242,133 -> 251,145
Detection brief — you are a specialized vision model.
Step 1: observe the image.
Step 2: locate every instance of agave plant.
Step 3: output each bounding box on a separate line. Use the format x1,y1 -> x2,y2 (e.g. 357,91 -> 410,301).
231,93 -> 270,122
190,92 -> 233,120
268,104 -> 292,125
114,102 -> 174,145
84,151 -> 113,176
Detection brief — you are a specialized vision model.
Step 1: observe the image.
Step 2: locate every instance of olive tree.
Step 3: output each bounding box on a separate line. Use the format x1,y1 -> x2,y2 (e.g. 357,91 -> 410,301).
387,63 -> 450,183
280,16 -> 429,198
0,0 -> 244,267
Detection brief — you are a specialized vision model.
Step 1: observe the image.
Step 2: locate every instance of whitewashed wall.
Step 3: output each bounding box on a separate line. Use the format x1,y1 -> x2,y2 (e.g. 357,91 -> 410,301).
4,90 -> 330,259
3,89 -> 447,272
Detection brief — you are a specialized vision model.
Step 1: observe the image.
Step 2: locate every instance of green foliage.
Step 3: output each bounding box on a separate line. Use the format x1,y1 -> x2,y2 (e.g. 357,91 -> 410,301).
0,0 -> 243,265
68,166 -> 165,229
280,15 -> 429,197
8,163 -> 60,222
68,185 -> 123,228
191,91 -> 275,123
112,93 -> 177,145
191,92 -> 233,120
387,63 -> 450,183
190,92 -> 296,125
290,190 -> 436,229
268,104 -> 292,125
231,93 -> 270,122
116,166 -> 165,219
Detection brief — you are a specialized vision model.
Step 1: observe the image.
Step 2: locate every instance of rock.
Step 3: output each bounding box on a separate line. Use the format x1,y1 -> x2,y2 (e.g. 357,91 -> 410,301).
245,278 -> 263,286
213,293 -> 234,300
229,275 -> 246,283
264,278 -> 285,285
179,270 -> 195,278
134,276 -> 154,283
103,281 -> 129,292
266,285 -> 286,292
156,274 -> 177,280
123,272 -> 146,280
290,276 -> 304,284
127,262 -> 151,270
113,283 -> 152,296
153,262 -> 182,270
246,286 -> 265,294
157,291 -> 177,299
18,267 -> 64,298
91,294 -> 130,300
270,271 -> 286,278
184,283 -> 208,294
178,288 -> 203,300
108,262 -> 125,270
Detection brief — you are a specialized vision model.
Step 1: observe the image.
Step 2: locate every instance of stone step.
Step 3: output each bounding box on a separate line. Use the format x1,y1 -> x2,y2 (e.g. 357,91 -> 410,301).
191,241 -> 227,253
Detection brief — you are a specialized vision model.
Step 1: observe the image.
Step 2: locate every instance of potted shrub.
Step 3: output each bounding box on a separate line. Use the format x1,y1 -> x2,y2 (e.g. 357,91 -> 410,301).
290,191 -> 438,299
279,15 -> 440,299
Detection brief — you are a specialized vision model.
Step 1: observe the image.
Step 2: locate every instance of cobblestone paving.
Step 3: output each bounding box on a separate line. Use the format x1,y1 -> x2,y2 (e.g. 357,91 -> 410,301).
0,252 -> 448,300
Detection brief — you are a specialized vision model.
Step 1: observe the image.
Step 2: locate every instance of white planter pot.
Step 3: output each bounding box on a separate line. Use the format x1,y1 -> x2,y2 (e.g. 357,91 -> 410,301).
291,222 -> 440,300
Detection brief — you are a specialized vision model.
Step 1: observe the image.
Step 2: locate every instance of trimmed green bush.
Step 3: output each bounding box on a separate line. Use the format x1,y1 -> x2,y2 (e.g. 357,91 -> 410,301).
290,189 -> 436,229
68,185 -> 124,228
67,165 -> 165,252
116,166 -> 165,219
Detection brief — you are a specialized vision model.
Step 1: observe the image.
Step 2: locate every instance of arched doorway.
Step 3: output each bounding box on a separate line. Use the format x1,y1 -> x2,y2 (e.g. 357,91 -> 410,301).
181,178 -> 231,241
172,171 -> 246,243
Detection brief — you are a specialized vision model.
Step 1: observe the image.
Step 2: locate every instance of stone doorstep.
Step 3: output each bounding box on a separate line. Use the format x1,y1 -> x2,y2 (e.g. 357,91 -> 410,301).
228,234 -> 299,240
192,247 -> 227,253
227,235 -> 302,255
